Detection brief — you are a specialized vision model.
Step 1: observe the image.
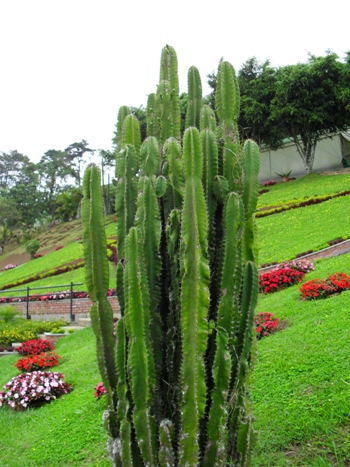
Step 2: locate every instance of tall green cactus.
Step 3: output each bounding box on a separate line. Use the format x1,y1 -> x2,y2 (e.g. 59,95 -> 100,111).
185,66 -> 203,129
82,45 -> 260,466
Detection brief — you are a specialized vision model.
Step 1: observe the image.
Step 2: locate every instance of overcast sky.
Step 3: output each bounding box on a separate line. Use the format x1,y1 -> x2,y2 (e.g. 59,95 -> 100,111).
0,0 -> 348,163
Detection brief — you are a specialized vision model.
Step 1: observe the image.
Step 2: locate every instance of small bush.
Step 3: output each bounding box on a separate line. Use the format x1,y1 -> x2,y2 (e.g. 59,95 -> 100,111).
0,305 -> 21,323
15,352 -> 61,372
25,239 -> 40,259
0,327 -> 36,346
50,328 -> 65,334
30,318 -> 67,334
0,371 -> 72,410
16,338 -> 54,356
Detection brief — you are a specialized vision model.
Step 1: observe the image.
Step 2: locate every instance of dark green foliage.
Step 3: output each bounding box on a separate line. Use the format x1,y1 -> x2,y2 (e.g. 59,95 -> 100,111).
82,45 -> 260,466
25,239 -> 40,259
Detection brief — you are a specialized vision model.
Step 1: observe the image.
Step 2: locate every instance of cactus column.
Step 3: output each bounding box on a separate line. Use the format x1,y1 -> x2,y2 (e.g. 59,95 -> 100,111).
82,45 -> 260,466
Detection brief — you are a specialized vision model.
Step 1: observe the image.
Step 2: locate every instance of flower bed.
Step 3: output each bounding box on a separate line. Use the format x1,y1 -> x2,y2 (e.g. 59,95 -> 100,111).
0,319 -> 67,346
16,339 -> 54,356
275,259 -> 314,274
4,264 -> 18,271
263,180 -> 277,186
0,328 -> 37,346
15,352 -> 61,372
260,259 -> 314,294
260,268 -> 305,294
300,272 -> 350,300
254,312 -> 279,339
0,371 -> 72,410
0,288 -> 116,304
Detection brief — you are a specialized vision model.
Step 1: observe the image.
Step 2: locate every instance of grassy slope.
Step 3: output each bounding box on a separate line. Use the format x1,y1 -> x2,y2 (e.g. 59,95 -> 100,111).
0,328 -> 109,467
1,173 -> 350,466
258,172 -> 350,209
0,243 -> 84,289
0,221 -> 117,293
251,253 -> 350,466
258,195 -> 350,265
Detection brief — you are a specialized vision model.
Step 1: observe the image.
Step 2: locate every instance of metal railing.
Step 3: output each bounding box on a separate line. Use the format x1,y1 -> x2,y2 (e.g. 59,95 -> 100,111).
0,282 -> 83,322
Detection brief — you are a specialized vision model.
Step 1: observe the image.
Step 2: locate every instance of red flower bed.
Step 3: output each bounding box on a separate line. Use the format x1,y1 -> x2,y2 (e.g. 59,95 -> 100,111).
329,272 -> 350,291
33,253 -> 44,259
16,339 -> 54,356
15,352 -> 61,372
263,180 -> 277,186
260,268 -> 305,294
254,312 -> 279,339
300,272 -> 350,300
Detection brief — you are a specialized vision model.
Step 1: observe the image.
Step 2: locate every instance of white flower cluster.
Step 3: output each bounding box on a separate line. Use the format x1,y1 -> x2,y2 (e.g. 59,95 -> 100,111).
0,371 -> 70,410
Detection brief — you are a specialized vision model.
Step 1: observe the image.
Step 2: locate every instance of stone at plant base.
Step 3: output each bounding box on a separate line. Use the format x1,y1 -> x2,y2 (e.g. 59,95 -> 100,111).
43,332 -> 66,344
11,343 -> 22,349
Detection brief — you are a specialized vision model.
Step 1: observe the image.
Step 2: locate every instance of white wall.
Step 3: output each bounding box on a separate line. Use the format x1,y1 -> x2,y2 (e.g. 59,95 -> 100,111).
259,133 -> 344,182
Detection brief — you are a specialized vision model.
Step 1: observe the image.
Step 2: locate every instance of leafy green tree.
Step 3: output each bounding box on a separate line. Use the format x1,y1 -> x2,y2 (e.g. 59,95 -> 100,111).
0,151 -> 36,191
0,197 -> 21,246
38,149 -> 76,211
25,239 -> 40,259
206,52 -> 350,173
238,57 -> 283,147
65,140 -> 94,186
270,52 -> 350,173
8,182 -> 47,228
54,187 -> 83,221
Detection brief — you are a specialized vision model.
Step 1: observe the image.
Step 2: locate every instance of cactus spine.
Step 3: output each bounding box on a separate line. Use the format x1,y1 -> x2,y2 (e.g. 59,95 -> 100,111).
82,45 -> 260,466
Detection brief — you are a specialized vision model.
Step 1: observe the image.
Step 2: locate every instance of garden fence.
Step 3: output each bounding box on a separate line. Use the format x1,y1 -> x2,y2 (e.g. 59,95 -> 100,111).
0,282 -> 83,321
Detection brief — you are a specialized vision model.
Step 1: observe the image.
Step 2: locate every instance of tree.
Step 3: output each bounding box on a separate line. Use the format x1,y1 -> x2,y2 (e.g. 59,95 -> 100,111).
0,151 -> 36,191
25,239 -> 40,259
238,57 -> 283,147
8,182 -> 47,228
0,197 -> 21,246
65,140 -> 94,186
206,52 -> 350,173
38,149 -> 76,211
54,187 -> 83,221
270,52 -> 350,173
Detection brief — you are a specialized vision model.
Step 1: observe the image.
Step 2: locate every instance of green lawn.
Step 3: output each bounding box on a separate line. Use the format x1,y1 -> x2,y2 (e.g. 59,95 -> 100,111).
258,172 -> 350,209
1,173 -> 350,465
0,328 -> 109,466
1,253 -> 349,465
0,243 -> 84,290
258,195 -> 350,265
251,253 -> 350,466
